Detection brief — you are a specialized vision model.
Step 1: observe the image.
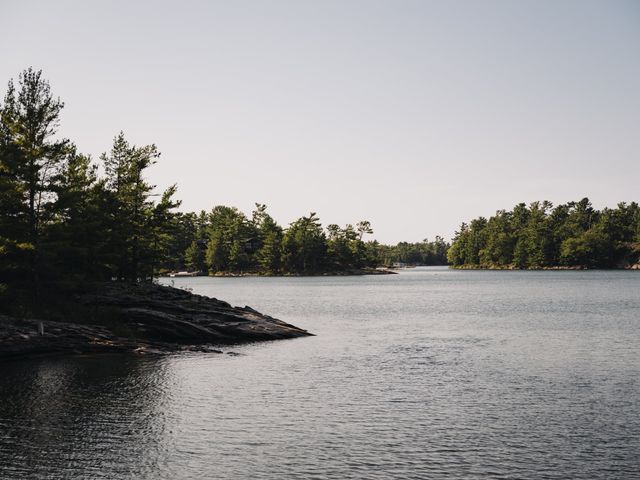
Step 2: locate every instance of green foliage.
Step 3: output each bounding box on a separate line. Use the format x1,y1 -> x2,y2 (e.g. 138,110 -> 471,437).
257,229 -> 283,273
0,68 -> 71,298
43,150 -> 110,281
159,199 -> 425,275
185,239 -> 207,272
449,198 -> 640,269
281,213 -> 326,274
161,202 -> 447,275
326,223 -> 357,270
99,132 -> 180,281
254,204 -> 283,274
205,206 -> 256,272
0,69 -> 180,309
379,237 -> 449,267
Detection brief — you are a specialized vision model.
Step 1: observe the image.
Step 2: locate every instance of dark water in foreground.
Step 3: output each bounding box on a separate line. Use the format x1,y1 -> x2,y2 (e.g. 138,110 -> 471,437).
1,268 -> 639,479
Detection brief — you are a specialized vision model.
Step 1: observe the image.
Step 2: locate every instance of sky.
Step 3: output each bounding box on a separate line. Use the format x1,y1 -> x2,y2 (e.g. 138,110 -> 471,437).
1,0 -> 639,243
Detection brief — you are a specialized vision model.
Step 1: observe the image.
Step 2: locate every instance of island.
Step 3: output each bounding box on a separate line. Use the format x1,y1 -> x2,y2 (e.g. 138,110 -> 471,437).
447,199 -> 640,270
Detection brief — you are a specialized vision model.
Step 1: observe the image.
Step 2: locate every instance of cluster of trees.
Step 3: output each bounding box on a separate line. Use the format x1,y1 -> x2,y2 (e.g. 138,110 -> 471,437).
161,208 -> 453,275
162,207 -> 381,275
447,199 -> 640,268
376,238 -> 449,266
0,69 -> 179,308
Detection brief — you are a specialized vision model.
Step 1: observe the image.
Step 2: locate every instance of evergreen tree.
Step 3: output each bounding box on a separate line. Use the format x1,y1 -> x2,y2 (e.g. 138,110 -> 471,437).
205,206 -> 254,273
0,68 -> 71,297
282,213 -> 327,274
257,229 -> 282,273
100,132 -> 178,281
185,239 -> 207,272
252,204 -> 283,274
44,150 -> 110,282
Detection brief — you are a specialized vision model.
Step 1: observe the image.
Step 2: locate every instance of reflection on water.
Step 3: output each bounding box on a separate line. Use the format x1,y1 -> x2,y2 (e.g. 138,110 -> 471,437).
0,356 -> 173,479
1,268 -> 639,479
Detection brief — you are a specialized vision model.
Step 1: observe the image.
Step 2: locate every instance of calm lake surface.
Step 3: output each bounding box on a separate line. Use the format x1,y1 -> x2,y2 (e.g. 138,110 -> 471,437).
1,268 -> 639,479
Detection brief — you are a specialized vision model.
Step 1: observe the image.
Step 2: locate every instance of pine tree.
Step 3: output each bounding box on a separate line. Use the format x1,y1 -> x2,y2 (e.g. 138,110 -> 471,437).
100,132 -> 178,281
0,68 -> 71,298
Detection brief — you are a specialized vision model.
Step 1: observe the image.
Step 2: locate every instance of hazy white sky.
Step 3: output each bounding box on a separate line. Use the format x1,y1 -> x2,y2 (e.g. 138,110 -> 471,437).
2,0 -> 639,243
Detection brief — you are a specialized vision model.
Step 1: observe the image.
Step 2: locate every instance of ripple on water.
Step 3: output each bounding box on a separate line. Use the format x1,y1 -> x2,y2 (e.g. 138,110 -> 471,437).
1,268 -> 639,479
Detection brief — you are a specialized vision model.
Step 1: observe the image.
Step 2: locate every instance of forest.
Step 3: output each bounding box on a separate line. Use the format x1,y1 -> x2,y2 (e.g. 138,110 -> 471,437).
162,207 -> 449,275
0,69 -> 447,312
448,199 -> 640,269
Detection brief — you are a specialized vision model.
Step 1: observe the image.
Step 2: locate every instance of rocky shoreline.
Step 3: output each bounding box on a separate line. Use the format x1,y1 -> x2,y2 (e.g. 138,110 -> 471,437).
0,283 -> 312,359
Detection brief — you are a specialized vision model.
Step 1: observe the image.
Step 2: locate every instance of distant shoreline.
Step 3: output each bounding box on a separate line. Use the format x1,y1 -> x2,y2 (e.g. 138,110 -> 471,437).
164,264 -> 640,276
450,264 -> 640,271
162,267 -> 398,278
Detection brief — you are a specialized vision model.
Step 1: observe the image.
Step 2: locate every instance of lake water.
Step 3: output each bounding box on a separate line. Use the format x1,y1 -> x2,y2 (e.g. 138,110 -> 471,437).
1,268 -> 639,479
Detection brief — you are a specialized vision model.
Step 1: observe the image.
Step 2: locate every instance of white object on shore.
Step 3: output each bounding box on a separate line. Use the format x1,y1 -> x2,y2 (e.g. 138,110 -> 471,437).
38,322 -> 44,336
168,271 -> 199,277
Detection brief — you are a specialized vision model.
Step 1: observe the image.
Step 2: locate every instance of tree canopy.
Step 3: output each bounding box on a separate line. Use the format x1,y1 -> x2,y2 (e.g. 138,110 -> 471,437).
448,199 -> 640,269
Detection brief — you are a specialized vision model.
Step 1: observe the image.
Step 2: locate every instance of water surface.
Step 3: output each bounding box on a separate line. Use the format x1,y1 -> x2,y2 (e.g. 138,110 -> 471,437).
1,268 -> 639,479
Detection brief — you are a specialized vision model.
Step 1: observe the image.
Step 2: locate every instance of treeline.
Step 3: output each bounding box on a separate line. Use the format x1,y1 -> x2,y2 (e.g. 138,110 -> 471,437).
448,199 -> 640,269
160,207 -> 450,275
377,237 -> 449,266
163,208 -> 377,274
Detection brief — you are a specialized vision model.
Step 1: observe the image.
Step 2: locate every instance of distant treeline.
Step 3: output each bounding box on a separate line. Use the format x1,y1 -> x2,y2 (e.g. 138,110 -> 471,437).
0,68 -> 448,311
384,238 -> 449,266
448,199 -> 640,269
160,207 -> 449,275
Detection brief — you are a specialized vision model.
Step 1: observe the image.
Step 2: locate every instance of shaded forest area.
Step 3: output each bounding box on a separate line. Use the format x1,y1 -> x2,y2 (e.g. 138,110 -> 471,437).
0,69 -> 447,314
448,199 -> 640,269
